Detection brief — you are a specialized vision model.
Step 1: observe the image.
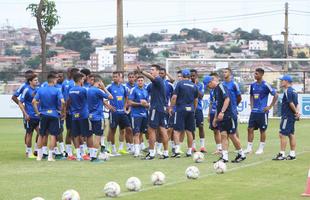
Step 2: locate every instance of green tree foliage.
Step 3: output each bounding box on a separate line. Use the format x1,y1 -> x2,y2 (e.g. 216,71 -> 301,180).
138,47 -> 154,61
25,56 -> 41,69
19,48 -> 32,57
104,37 -> 114,45
57,31 -> 95,60
149,33 -> 163,42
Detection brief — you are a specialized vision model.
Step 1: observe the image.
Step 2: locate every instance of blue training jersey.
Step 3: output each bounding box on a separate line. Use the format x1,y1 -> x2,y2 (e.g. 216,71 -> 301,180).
87,86 -> 109,121
34,85 -> 64,118
195,82 -> 204,110
69,85 -> 89,120
20,86 -> 39,119
209,89 -> 217,114
13,82 -> 29,97
107,82 -> 127,113
214,83 -> 235,120
223,80 -> 241,115
62,79 -> 75,101
128,86 -> 149,118
149,76 -> 166,112
174,80 -> 198,112
250,80 -> 276,113
281,86 -> 298,119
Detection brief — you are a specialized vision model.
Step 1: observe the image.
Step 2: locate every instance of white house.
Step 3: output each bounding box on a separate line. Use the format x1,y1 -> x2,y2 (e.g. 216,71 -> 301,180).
96,47 -> 115,71
249,40 -> 268,51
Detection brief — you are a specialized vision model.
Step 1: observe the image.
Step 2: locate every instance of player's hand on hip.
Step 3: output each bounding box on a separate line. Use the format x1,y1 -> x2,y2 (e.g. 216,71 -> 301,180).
217,112 -> 224,121
263,106 -> 271,112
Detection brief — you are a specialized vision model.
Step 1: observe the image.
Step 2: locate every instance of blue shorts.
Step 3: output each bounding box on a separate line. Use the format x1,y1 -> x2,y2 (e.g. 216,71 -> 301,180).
24,118 -> 40,133
90,120 -> 104,136
209,113 -> 218,130
195,109 -> 204,127
132,117 -> 148,135
39,115 -> 61,136
279,117 -> 296,136
168,113 -> 174,128
217,118 -> 236,134
66,114 -> 72,130
126,112 -> 132,128
248,112 -> 268,131
71,119 -> 90,137
174,110 -> 195,132
148,109 -> 167,129
109,112 -> 131,129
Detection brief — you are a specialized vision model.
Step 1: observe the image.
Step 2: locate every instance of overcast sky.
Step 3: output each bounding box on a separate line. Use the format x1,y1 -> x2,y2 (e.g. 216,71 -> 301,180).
0,0 -> 309,44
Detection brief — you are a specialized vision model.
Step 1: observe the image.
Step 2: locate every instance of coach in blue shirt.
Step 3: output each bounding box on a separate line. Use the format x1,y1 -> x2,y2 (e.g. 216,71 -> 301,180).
32,73 -> 65,162
273,75 -> 299,161
170,69 -> 198,158
245,68 -> 278,155
204,75 -> 246,163
137,64 -> 169,160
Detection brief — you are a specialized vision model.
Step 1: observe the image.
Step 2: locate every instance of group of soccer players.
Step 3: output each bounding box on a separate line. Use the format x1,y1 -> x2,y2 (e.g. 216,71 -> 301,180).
12,64 -> 300,163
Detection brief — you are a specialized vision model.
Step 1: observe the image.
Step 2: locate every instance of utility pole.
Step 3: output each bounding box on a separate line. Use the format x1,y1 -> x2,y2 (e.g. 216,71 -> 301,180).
116,0 -> 124,71
283,2 -> 289,71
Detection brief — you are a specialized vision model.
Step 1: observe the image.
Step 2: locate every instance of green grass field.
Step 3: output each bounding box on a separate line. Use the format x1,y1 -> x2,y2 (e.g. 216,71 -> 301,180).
0,119 -> 310,200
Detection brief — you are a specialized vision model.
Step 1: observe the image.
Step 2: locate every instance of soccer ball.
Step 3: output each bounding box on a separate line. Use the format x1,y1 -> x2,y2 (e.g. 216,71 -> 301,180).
192,152 -> 204,163
61,189 -> 80,200
32,197 -> 44,200
126,177 -> 142,191
213,160 -> 227,174
98,152 -> 110,161
151,171 -> 165,185
185,166 -> 200,179
103,181 -> 121,197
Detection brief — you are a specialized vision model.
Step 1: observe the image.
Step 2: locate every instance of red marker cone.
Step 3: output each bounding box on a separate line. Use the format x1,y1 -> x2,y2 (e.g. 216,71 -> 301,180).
302,169 -> 310,197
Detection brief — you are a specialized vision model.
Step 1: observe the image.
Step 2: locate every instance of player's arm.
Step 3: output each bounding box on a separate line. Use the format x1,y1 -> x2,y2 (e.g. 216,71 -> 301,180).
169,94 -> 177,115
11,95 -> 20,105
137,66 -> 155,81
104,100 -> 116,112
166,72 -> 175,84
237,95 -> 242,105
194,98 -> 198,110
60,98 -> 66,119
18,101 -> 29,121
99,81 -> 113,100
32,99 -> 40,116
218,96 -> 230,121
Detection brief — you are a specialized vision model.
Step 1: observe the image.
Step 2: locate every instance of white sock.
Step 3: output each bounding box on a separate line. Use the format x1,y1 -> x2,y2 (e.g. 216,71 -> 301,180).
37,148 -> 43,158
34,143 -> 38,151
80,145 -> 86,156
42,146 -> 48,155
187,148 -> 192,155
200,138 -> 205,148
149,149 -> 155,157
100,136 -> 105,147
48,149 -> 54,159
65,144 -> 73,156
238,149 -> 245,157
175,145 -> 180,153
93,148 -> 98,158
258,142 -> 265,150
54,147 -> 60,154
25,146 -> 29,153
59,142 -> 65,153
119,142 -> 124,151
76,148 -> 81,159
280,151 -> 285,156
192,141 -> 196,149
26,147 -> 32,155
157,143 -> 163,151
134,144 -> 140,155
126,143 -> 131,150
222,150 -> 228,160
216,144 -> 222,151
289,150 -> 296,157
247,142 -> 253,150
140,143 -> 146,150
163,150 -> 169,156
83,143 -> 87,152
112,144 -> 117,153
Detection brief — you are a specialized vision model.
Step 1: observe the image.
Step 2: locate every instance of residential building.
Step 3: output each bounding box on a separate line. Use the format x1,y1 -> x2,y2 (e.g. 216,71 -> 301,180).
249,40 -> 268,51
292,46 -> 310,58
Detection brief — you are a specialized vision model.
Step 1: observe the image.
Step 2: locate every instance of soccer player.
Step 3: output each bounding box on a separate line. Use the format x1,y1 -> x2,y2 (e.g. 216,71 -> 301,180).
190,69 -> 206,153
106,71 -> 133,156
32,73 -> 65,161
170,69 -> 198,158
80,68 -> 92,89
245,68 -> 278,155
128,75 -> 149,157
62,67 -> 79,160
222,68 -> 242,138
11,70 -> 34,105
204,75 -> 246,163
18,73 -> 39,158
137,64 -> 169,160
273,75 -> 299,161
208,72 -> 222,154
87,75 -> 113,160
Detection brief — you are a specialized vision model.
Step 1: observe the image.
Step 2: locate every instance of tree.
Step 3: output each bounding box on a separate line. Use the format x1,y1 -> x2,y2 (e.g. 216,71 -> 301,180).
19,48 -> 32,57
4,48 -> 15,56
26,56 -> 41,69
57,31 -> 94,60
212,35 -> 224,42
104,37 -> 114,45
138,47 -> 154,61
27,0 -> 59,79
297,52 -> 308,66
46,50 -> 57,58
149,33 -> 163,42
230,46 -> 242,53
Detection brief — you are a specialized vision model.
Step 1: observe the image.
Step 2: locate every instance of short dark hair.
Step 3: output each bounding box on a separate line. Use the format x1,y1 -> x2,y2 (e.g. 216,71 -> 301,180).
70,68 -> 80,76
47,73 -> 57,83
24,70 -> 34,79
255,68 -> 265,75
73,72 -> 84,83
136,75 -> 144,80
151,64 -> 161,71
27,74 -> 38,83
48,71 -> 57,76
177,70 -> 182,74
80,68 -> 91,76
209,72 -> 219,77
128,72 -> 135,77
190,69 -> 197,73
223,68 -> 232,73
93,74 -> 102,83
112,71 -> 120,76
160,68 -> 166,73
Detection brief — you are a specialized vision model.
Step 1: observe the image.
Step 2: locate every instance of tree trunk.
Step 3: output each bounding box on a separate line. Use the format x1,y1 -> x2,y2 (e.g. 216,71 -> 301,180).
36,0 -> 47,80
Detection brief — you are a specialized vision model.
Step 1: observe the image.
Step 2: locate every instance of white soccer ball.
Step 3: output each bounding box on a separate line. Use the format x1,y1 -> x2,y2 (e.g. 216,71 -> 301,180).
192,152 -> 204,163
185,166 -> 200,179
151,171 -> 165,185
103,181 -> 121,197
61,189 -> 80,200
126,177 -> 142,191
32,197 -> 44,200
213,160 -> 227,174
98,152 -> 110,161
